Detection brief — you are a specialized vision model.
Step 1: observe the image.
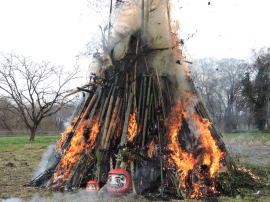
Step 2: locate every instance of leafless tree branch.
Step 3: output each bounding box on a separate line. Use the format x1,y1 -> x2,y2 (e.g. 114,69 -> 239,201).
0,53 -> 78,140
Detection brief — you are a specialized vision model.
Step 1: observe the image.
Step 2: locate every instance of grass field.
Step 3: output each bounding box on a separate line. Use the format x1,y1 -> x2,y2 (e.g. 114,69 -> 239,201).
0,133 -> 269,201
0,136 -> 59,200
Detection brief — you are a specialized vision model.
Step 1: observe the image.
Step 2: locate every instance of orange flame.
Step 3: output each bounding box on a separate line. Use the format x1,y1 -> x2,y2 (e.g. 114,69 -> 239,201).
236,167 -> 260,182
57,125 -> 72,150
166,102 -> 226,198
166,103 -> 197,192
56,117 -> 78,150
190,114 -> 225,177
147,139 -> 155,158
85,121 -> 100,153
127,113 -> 137,142
53,119 -> 99,184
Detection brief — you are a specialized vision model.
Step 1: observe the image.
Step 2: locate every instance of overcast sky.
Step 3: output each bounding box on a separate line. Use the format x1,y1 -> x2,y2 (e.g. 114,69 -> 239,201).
0,0 -> 270,72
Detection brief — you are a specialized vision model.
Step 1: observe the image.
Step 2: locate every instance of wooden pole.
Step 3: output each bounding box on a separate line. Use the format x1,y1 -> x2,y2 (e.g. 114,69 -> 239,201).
99,84 -> 114,121
120,91 -> 133,147
142,77 -> 152,147
81,89 -> 100,120
130,161 -> 137,194
116,90 -> 133,168
138,77 -> 143,123
132,39 -> 140,111
157,120 -> 164,196
100,86 -> 116,149
108,100 -> 123,145
88,88 -> 103,121
104,97 -> 121,149
69,91 -> 93,131
141,76 -> 147,125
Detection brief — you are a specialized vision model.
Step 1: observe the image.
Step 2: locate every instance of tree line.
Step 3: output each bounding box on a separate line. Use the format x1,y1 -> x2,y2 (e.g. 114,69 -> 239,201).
1,49 -> 269,141
192,48 -> 270,132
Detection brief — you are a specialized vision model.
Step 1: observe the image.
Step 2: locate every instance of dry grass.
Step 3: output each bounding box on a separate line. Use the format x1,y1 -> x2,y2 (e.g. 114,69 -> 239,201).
0,136 -> 58,199
224,132 -> 270,167
0,133 -> 269,201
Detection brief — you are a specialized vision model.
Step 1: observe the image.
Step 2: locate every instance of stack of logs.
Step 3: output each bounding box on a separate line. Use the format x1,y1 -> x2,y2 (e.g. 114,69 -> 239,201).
29,34 -> 228,198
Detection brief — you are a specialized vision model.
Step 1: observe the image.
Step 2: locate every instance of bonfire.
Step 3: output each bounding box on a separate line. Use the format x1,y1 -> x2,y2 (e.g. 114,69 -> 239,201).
29,0 -> 258,199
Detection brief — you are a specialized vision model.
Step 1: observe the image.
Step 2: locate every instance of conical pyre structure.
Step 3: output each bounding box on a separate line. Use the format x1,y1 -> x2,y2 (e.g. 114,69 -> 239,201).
30,0 -> 230,198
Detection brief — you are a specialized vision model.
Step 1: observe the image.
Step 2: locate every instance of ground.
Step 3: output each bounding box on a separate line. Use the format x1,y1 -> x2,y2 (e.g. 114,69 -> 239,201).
0,133 -> 269,201
0,136 -> 58,200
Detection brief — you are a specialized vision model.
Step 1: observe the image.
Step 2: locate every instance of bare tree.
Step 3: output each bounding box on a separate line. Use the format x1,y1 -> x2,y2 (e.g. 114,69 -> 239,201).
217,59 -> 249,132
192,58 -> 227,129
0,98 -> 15,133
0,53 -> 78,140
192,58 -> 249,132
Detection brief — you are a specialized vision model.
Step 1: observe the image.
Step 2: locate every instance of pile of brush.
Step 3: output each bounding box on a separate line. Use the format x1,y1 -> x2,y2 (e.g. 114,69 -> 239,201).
29,32 -> 229,199
28,0 -> 237,198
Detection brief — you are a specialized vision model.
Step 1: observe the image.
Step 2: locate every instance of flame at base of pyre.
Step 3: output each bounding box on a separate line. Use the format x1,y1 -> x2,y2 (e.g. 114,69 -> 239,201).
32,77 -> 228,198
53,118 -> 99,186
166,97 -> 227,198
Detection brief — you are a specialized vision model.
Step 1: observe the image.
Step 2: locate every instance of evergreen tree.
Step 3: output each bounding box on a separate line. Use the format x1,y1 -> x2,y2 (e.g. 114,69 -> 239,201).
254,56 -> 270,130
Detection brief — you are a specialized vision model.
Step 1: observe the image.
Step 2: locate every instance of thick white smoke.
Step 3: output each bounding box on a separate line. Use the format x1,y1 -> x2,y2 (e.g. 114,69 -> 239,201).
3,198 -> 22,202
109,0 -> 192,99
32,144 -> 57,179
3,191 -> 135,202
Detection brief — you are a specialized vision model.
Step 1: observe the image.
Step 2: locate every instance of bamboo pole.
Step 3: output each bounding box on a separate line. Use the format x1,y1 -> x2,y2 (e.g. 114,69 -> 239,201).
96,94 -> 106,122
81,89 -> 100,120
141,77 -> 152,147
152,78 -> 165,197
168,170 -> 183,198
66,153 -> 95,189
130,161 -> 137,194
99,78 -> 118,147
60,89 -> 100,151
138,77 -> 143,122
99,84 -> 114,121
108,100 -> 123,144
141,76 -> 147,125
110,156 -> 113,171
120,91 -> 133,147
96,81 -> 117,182
69,92 -> 93,131
64,82 -> 94,98
143,56 -> 166,118
76,87 -> 93,94
165,79 -> 172,106
88,88 -> 103,121
104,96 -> 121,149
157,119 -> 164,197
148,91 -> 154,132
68,92 -> 86,122
100,87 -> 116,149
116,91 -> 133,168
132,39 -> 140,111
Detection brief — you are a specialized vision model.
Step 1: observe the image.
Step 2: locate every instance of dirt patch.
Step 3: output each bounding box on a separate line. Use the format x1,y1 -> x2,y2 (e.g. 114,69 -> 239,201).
0,145 -> 53,199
